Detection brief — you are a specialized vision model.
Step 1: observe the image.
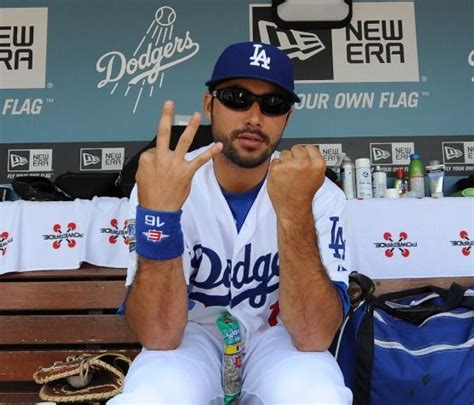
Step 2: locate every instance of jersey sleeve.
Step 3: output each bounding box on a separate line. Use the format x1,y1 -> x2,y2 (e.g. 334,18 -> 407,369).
125,186 -> 138,287
125,185 -> 193,287
312,178 -> 351,288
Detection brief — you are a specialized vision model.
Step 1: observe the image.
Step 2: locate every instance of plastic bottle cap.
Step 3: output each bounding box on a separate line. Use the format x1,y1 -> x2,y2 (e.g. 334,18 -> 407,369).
354,158 -> 371,169
410,153 -> 420,159
395,167 -> 405,178
384,188 -> 400,198
429,160 -> 441,166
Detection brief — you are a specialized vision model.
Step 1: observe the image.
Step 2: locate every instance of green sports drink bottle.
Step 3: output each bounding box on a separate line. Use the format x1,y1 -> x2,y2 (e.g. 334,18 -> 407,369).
408,153 -> 425,197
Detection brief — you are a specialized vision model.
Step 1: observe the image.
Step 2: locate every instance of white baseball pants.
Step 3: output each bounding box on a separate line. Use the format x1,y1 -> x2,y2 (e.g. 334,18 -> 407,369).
108,322 -> 352,404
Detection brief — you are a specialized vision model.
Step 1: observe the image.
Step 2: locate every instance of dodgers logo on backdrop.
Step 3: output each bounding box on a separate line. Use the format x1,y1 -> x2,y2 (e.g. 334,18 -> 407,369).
96,6 -> 200,113
0,7 -> 48,89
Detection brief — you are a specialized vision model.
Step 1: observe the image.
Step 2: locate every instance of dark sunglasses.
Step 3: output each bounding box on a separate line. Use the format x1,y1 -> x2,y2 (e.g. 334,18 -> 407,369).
211,87 -> 293,116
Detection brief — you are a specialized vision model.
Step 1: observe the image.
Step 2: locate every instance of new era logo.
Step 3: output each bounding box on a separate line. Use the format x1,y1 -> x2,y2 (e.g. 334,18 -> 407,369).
372,147 -> 391,161
82,153 -> 101,167
7,149 -> 52,172
257,21 -> 326,61
9,154 -> 28,168
250,3 -> 419,83
0,8 -> 48,89
444,146 -> 463,160
315,144 -> 343,167
442,142 -> 474,164
250,4 -> 334,81
80,148 -> 125,171
370,143 -> 414,165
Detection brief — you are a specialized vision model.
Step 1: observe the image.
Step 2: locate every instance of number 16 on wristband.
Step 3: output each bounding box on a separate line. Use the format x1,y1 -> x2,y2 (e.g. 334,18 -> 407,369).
135,206 -> 184,260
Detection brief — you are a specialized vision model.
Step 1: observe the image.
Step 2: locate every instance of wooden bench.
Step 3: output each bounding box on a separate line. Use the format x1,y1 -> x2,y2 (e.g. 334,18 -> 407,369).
0,264 -> 472,404
0,263 -> 140,404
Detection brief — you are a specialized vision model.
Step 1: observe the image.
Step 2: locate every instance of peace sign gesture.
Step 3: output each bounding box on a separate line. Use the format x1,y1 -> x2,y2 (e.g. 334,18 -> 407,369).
136,101 -> 222,211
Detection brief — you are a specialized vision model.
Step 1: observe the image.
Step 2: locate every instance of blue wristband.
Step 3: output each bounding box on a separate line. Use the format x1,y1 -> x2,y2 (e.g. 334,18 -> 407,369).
135,206 -> 184,260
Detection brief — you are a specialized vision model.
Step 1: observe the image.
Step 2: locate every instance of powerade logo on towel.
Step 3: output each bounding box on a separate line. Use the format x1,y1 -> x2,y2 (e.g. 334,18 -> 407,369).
450,231 -> 473,256
0,231 -> 13,256
100,219 -> 129,245
250,2 -> 419,82
0,7 -> 48,89
42,223 -> 84,250
374,231 -> 417,257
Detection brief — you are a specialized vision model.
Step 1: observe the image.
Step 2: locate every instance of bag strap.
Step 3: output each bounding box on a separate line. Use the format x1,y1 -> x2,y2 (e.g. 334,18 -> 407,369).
353,305 -> 374,405
372,283 -> 473,324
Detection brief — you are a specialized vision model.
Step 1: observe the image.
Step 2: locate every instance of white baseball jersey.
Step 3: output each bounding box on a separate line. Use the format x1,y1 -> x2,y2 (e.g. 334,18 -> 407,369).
126,144 -> 350,347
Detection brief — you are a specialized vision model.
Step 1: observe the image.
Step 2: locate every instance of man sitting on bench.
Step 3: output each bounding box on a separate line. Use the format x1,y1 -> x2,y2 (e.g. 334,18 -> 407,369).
110,41 -> 352,404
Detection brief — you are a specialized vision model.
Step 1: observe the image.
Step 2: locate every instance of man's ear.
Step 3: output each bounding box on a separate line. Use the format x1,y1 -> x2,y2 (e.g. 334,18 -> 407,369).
203,93 -> 213,121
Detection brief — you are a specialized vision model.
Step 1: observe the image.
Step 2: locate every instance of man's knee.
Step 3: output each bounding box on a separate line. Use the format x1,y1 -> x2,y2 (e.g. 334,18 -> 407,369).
110,350 -> 222,404
246,353 -> 352,404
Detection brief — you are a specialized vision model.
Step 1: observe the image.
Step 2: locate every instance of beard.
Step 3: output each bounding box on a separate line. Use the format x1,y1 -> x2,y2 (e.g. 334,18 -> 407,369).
212,126 -> 280,168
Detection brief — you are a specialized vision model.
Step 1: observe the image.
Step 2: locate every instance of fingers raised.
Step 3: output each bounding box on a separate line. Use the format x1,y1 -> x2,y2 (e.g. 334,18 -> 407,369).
189,142 -> 223,173
174,112 -> 202,159
155,100 -> 174,153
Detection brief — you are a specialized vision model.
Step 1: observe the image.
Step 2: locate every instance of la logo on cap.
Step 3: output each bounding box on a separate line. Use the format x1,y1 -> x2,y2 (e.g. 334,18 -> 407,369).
249,44 -> 271,70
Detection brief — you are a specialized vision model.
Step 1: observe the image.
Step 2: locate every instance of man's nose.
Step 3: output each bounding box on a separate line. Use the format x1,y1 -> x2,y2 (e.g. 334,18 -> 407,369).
244,100 -> 264,127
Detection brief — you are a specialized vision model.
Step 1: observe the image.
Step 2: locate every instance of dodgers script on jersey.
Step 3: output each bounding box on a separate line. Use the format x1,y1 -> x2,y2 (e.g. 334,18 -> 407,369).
126,145 -> 350,346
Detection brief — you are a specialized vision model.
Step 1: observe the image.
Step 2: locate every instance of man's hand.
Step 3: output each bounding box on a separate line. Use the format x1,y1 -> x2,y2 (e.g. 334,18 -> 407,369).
267,144 -> 326,219
136,101 -> 222,211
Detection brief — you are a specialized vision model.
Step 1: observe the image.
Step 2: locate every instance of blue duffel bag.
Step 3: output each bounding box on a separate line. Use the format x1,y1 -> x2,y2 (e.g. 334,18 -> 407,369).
334,282 -> 474,405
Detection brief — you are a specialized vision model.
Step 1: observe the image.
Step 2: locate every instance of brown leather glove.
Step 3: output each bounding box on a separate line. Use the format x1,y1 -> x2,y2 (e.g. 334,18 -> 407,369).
33,353 -> 131,403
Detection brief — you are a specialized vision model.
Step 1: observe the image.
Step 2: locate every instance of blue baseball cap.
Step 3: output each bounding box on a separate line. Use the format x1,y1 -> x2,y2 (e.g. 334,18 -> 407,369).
205,41 -> 300,103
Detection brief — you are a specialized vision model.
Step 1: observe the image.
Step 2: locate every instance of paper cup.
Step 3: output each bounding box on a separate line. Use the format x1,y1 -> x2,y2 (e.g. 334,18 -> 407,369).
384,188 -> 400,198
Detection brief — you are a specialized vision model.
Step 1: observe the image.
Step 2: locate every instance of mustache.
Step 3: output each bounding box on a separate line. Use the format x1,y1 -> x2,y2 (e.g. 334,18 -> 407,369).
230,128 -> 270,145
